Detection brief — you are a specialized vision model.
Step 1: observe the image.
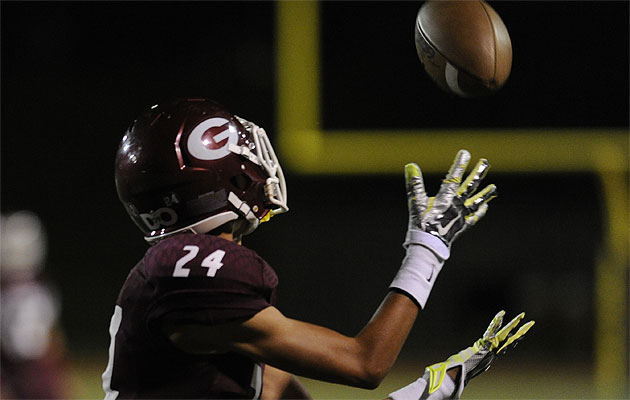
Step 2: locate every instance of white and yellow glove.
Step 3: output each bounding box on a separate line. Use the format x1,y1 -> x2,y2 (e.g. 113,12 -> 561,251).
389,311 -> 535,400
390,150 -> 497,308
406,149 -> 497,255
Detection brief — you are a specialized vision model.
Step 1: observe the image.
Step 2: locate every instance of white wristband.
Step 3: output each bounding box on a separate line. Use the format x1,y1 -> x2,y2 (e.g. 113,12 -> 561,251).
389,243 -> 444,308
388,376 -> 427,400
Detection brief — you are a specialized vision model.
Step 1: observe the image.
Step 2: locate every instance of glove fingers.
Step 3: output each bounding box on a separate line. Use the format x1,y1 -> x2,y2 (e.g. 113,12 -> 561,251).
465,203 -> 488,226
405,163 -> 429,215
464,183 -> 497,226
464,184 -> 498,211
482,310 -> 505,341
457,158 -> 490,198
496,320 -> 535,354
437,149 -> 471,201
496,312 -> 526,342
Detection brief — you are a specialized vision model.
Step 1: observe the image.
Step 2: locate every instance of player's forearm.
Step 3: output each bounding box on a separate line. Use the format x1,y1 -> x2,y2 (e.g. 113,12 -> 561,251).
264,292 -> 418,389
353,291 -> 419,386
221,302 -> 414,390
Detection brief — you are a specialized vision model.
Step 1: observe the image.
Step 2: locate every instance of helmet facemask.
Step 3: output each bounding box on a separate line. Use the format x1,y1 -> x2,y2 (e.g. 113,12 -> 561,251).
233,116 -> 288,218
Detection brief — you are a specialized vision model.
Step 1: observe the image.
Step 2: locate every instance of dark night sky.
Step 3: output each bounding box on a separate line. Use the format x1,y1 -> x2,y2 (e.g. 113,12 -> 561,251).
1,1 -> 628,360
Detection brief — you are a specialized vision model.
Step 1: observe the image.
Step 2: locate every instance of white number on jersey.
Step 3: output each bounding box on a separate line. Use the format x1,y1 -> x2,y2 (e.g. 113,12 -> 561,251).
173,246 -> 226,278
200,249 -> 225,277
173,245 -> 199,277
102,305 -> 122,400
250,363 -> 262,399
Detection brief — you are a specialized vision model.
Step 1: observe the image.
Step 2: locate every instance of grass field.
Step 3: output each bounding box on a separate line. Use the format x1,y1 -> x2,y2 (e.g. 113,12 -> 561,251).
72,355 -> 602,399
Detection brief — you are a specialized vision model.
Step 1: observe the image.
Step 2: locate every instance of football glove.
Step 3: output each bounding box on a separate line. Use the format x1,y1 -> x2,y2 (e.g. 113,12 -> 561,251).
447,310 -> 535,387
390,150 -> 497,308
389,311 -> 535,400
405,149 -> 497,257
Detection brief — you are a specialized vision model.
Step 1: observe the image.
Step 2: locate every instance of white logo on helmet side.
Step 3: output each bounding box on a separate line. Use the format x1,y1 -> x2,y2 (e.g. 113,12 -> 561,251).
187,117 -> 239,161
140,207 -> 178,230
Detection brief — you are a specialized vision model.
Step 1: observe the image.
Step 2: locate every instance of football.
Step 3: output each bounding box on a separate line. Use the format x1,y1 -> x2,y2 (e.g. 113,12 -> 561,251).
415,0 -> 512,98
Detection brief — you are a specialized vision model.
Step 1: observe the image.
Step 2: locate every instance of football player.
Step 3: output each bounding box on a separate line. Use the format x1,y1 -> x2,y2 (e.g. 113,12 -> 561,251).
1,211 -> 70,399
104,98 -> 531,399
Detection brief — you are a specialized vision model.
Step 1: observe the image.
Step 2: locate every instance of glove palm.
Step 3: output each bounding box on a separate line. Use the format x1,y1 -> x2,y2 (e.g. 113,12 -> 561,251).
406,149 -> 497,249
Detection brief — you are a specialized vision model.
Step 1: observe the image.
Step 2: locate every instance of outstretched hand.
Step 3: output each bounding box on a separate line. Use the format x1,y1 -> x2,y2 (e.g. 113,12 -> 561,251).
405,149 -> 497,249
388,311 -> 534,400
448,310 -> 535,385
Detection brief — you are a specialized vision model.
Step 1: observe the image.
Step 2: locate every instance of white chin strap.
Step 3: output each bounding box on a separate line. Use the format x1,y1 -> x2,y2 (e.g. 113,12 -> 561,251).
145,211 -> 239,243
232,116 -> 288,217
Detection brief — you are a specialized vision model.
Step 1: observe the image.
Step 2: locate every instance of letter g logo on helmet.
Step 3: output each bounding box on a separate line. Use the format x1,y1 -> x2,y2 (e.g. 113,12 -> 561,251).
187,117 -> 239,161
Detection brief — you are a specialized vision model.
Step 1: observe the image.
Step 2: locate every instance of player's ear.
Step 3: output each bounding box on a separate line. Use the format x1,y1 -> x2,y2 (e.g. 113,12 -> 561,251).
209,219 -> 245,242
229,219 -> 248,243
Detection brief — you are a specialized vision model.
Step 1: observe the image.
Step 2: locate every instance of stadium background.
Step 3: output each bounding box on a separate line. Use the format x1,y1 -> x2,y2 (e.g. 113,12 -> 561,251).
1,1 -> 628,399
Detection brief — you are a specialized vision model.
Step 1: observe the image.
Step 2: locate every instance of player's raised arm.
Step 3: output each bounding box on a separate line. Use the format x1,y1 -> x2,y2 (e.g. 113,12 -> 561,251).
164,149 -> 498,390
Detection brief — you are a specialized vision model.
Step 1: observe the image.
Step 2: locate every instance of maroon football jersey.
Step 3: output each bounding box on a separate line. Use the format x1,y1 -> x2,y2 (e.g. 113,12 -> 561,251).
102,233 -> 278,399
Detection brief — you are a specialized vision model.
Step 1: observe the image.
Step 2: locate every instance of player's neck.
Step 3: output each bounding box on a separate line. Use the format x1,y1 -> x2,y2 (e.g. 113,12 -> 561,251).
218,232 -> 242,245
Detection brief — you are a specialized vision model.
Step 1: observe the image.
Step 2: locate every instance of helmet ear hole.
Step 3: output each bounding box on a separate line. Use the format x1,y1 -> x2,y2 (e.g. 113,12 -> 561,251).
230,173 -> 252,192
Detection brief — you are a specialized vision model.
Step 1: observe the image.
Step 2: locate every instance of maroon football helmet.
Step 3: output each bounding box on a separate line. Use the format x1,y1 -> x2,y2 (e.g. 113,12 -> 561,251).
115,98 -> 288,243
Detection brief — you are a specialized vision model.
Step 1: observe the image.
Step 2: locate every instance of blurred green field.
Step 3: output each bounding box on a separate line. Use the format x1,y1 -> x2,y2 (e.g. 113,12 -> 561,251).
72,355 -> 600,399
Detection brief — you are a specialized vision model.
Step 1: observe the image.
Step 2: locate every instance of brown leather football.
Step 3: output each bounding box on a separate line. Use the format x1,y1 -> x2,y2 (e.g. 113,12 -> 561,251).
415,0 -> 512,98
